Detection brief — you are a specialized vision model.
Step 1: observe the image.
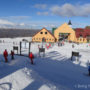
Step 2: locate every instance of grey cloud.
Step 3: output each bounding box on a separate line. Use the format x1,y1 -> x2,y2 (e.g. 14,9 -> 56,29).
50,3 -> 90,17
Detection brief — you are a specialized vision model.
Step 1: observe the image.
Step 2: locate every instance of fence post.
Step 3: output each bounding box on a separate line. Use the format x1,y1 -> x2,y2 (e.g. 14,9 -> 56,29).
20,42 -> 21,55
29,42 -> 31,55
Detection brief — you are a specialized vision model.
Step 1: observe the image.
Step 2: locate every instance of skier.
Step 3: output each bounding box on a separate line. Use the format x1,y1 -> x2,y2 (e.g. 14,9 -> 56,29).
29,52 -> 34,64
11,50 -> 14,60
38,45 -> 40,49
89,44 -> 90,47
49,43 -> 51,47
88,63 -> 90,76
62,41 -> 64,46
45,44 -> 47,48
72,44 -> 74,48
3,49 -> 8,62
46,44 -> 49,49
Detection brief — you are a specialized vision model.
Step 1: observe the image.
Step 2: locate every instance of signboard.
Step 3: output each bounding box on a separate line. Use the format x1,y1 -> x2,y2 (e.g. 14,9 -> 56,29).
39,48 -> 45,52
39,48 -> 45,57
13,46 -> 18,50
13,46 -> 18,54
71,51 -> 79,61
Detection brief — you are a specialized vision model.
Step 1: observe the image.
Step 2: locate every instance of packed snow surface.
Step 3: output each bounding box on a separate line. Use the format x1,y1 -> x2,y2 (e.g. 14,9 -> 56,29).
0,38 -> 90,90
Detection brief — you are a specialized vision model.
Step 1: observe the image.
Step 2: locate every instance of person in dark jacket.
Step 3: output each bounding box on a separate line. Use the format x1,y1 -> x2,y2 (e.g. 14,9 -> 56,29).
88,64 -> 90,76
38,45 -> 40,49
3,49 -> 8,62
11,50 -> 14,60
29,52 -> 34,64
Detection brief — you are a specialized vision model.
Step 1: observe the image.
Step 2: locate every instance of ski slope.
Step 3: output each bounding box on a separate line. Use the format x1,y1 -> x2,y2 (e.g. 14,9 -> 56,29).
0,38 -> 90,90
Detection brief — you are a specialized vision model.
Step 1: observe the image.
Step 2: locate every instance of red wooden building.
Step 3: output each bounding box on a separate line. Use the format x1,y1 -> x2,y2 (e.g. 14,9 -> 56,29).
75,28 -> 90,43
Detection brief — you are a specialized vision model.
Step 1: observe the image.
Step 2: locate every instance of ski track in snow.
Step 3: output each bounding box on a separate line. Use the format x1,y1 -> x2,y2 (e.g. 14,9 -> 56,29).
0,38 -> 90,90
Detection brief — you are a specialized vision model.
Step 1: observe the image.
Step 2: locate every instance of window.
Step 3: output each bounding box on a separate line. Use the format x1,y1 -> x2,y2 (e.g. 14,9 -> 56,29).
87,35 -> 90,38
47,39 -> 48,40
40,32 -> 43,34
80,38 -> 82,41
79,35 -> 83,38
45,32 -> 47,34
80,30 -> 83,32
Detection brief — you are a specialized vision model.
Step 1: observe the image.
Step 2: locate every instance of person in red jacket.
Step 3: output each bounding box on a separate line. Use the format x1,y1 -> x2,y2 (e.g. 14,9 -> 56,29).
11,50 -> 14,60
49,43 -> 51,47
29,52 -> 34,64
3,49 -> 8,62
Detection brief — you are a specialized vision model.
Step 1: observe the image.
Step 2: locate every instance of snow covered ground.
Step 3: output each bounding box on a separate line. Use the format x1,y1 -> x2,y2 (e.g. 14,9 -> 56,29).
0,38 -> 90,90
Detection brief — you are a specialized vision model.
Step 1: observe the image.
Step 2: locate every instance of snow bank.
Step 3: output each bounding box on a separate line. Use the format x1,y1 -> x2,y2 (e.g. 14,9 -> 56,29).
0,38 -> 90,90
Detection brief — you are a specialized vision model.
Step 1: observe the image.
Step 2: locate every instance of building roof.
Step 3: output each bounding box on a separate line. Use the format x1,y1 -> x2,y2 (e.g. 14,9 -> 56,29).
32,28 -> 56,39
54,23 -> 75,33
75,28 -> 90,38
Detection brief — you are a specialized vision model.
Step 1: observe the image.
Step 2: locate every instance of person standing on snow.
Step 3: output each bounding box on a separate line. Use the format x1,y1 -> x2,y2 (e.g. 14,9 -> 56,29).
72,44 -> 74,48
62,41 -> 64,46
29,52 -> 34,64
88,63 -> 90,76
38,45 -> 40,49
49,43 -> 51,47
3,49 -> 8,62
11,50 -> 14,60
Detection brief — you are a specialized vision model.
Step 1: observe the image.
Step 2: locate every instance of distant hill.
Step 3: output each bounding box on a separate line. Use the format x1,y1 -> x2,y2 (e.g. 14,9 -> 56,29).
0,28 -> 40,38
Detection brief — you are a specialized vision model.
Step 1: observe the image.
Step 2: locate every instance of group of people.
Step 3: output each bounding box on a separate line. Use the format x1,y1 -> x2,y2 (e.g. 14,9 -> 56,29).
45,43 -> 51,49
38,43 -> 52,49
3,49 -> 34,65
58,41 -> 64,46
2,48 -> 90,76
3,49 -> 14,62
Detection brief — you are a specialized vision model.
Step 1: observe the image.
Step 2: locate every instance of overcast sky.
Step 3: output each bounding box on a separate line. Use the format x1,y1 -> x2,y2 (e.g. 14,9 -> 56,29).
0,0 -> 90,30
